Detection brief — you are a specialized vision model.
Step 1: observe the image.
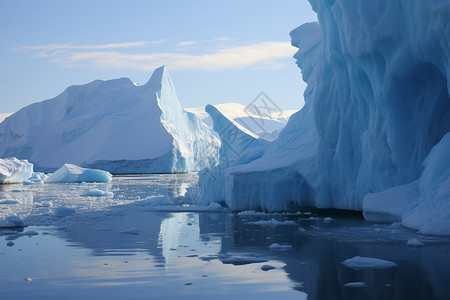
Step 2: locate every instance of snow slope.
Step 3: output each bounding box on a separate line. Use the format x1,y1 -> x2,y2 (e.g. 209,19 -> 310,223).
0,113 -> 12,124
202,0 -> 450,234
0,157 -> 33,184
0,66 -> 220,173
186,103 -> 296,142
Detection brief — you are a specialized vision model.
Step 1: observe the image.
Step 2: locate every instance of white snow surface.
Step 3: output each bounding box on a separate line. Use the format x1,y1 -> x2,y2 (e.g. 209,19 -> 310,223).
342,256 -> 397,270
0,157 -> 33,184
0,66 -> 220,173
46,164 -> 112,183
0,113 -> 12,124
196,0 -> 450,235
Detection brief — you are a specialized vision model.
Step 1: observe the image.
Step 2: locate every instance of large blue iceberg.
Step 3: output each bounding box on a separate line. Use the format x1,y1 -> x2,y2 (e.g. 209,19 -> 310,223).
200,0 -> 450,235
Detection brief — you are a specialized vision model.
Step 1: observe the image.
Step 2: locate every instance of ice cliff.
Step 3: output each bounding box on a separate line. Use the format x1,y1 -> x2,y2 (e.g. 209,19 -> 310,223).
201,0 -> 450,234
0,66 -> 220,173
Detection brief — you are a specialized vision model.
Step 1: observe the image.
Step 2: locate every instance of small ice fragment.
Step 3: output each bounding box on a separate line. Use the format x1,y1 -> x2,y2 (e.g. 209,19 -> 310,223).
24,277 -> 32,283
221,256 -> 268,265
298,227 -> 306,232
261,265 -> 276,271
41,201 -> 53,207
407,238 -> 424,247
268,243 -> 292,251
20,230 -> 39,236
54,207 -> 76,217
344,282 -> 367,288
82,189 -> 114,197
120,228 -> 140,235
323,217 -> 334,223
342,256 -> 397,269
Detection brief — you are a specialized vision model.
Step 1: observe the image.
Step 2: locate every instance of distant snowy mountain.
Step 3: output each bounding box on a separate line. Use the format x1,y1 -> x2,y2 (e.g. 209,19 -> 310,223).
0,113 -> 12,124
0,66 -> 220,173
185,103 -> 296,141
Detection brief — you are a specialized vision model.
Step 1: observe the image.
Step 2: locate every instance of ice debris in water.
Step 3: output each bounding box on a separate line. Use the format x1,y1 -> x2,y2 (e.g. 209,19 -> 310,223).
342,256 -> 397,270
82,189 -> 114,197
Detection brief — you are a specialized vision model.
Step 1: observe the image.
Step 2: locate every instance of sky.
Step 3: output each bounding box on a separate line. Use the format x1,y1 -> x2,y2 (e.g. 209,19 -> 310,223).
0,0 -> 317,114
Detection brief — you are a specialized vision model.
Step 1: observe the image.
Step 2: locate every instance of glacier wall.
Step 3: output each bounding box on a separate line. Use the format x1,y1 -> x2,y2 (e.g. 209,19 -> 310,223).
220,0 -> 450,218
0,66 -> 220,173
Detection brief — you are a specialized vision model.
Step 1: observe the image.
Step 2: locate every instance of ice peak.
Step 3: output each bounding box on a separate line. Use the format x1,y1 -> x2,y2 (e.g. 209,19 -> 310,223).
145,65 -> 168,88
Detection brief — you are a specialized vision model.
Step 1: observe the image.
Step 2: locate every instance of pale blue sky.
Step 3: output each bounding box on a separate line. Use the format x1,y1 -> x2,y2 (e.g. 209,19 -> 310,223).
0,0 -> 317,113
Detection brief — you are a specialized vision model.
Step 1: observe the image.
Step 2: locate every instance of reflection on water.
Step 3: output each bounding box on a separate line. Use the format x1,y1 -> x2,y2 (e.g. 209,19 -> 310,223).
0,174 -> 450,300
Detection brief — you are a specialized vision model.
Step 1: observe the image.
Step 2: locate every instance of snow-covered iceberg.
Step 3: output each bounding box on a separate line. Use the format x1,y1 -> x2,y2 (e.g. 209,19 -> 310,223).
0,157 -> 33,184
200,0 -> 450,234
0,66 -> 220,173
46,164 -> 112,183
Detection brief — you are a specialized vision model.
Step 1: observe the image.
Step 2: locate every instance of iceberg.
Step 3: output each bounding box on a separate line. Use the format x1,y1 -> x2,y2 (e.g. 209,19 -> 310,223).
0,66 -> 220,173
199,0 -> 450,235
0,157 -> 33,184
186,103 -> 296,142
46,164 -> 112,183
197,104 -> 269,205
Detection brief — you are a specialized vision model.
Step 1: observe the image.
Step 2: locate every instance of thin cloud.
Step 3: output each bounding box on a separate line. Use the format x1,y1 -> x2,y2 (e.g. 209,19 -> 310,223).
213,37 -> 234,41
15,41 -> 151,51
177,41 -> 196,47
17,41 -> 295,71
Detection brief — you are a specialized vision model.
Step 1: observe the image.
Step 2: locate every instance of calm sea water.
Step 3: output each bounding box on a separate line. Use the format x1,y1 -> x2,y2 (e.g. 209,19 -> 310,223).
1,174 -> 449,300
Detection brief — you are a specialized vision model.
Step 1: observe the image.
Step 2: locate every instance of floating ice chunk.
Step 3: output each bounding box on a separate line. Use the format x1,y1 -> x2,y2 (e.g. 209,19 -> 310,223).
268,243 -> 292,251
406,238 -> 424,247
19,230 -> 39,236
82,189 -> 114,197
261,265 -> 276,271
24,278 -> 32,283
0,157 -> 33,184
323,217 -> 334,223
46,164 -> 112,183
40,201 -> 53,207
54,207 -> 76,217
220,256 -> 268,265
120,228 -> 140,235
249,218 -> 297,226
0,215 -> 25,227
342,256 -> 397,270
344,282 -> 367,288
